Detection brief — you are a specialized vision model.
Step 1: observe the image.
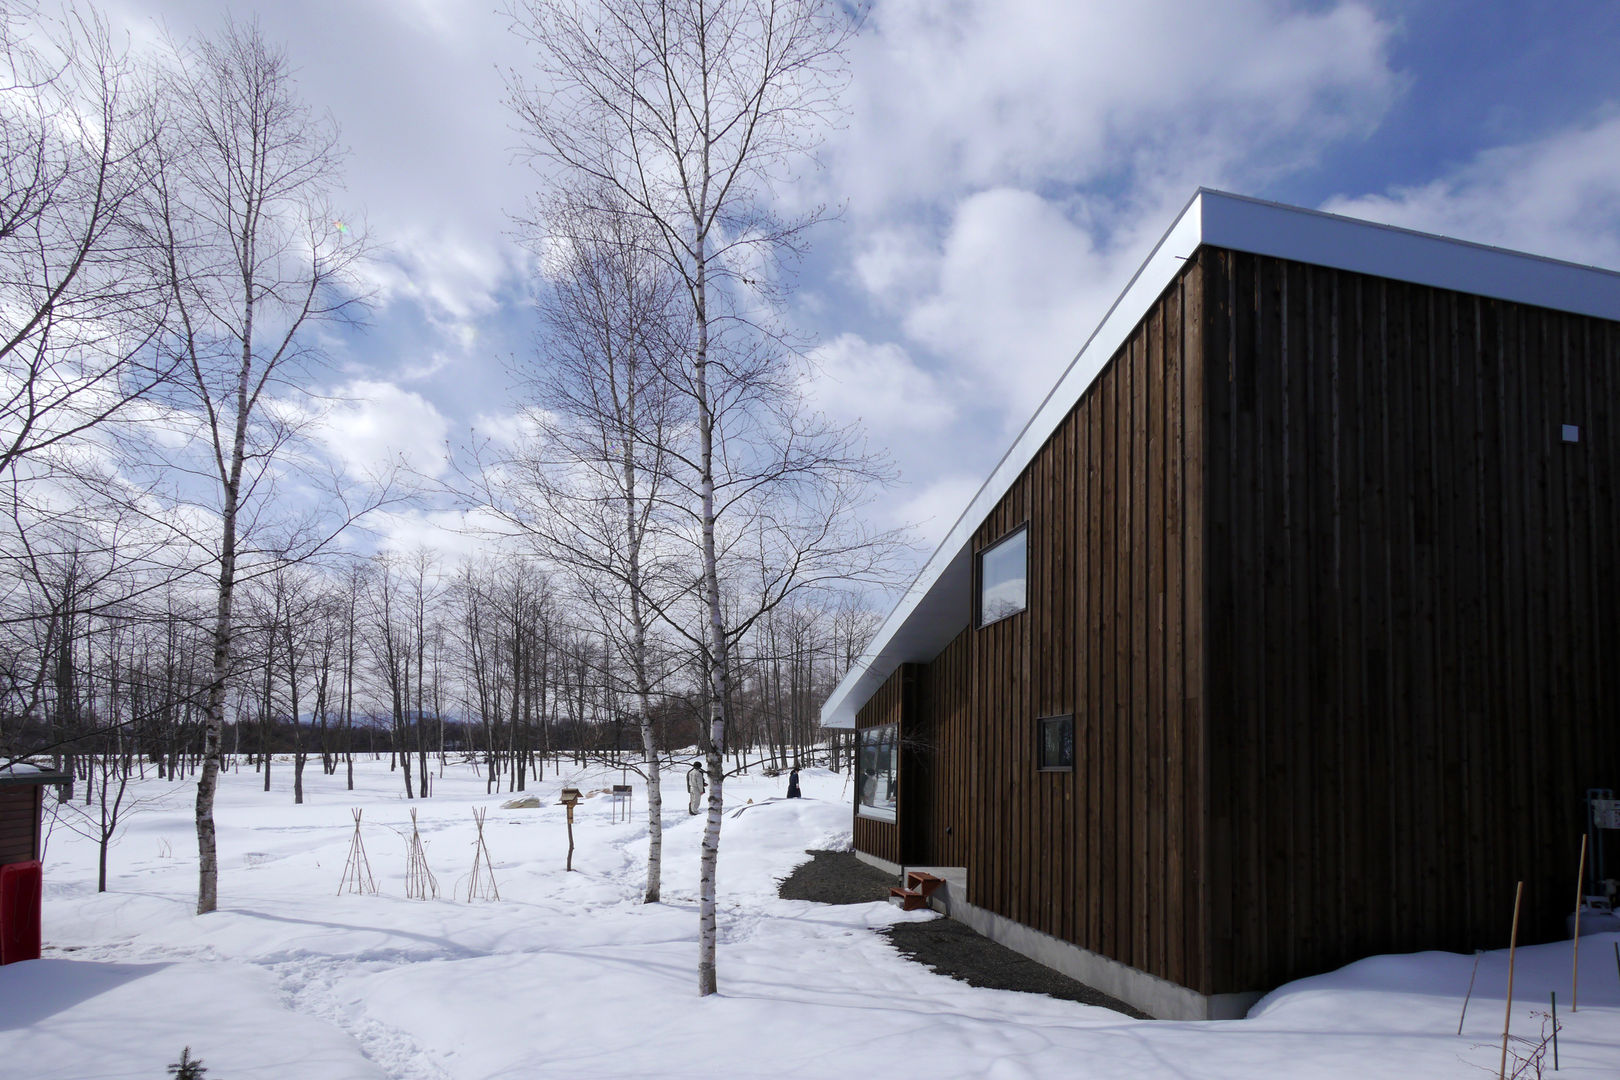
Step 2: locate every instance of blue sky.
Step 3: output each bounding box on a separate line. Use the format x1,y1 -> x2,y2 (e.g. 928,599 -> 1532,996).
91,0 -> 1620,570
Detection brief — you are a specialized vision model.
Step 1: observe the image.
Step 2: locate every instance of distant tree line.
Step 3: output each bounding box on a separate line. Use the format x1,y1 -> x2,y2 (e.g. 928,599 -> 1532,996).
1,546 -> 881,794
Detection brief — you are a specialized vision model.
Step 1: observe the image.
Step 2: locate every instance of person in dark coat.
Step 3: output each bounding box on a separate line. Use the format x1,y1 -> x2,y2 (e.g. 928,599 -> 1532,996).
786,766 -> 801,799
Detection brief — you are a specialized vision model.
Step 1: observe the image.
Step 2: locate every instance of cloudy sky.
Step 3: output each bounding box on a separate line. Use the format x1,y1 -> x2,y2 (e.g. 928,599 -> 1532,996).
88,0 -> 1620,572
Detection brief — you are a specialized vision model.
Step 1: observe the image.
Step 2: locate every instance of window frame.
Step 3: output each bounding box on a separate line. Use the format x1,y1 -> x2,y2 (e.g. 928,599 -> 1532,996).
855,722 -> 899,822
1036,713 -> 1075,773
975,522 -> 1029,628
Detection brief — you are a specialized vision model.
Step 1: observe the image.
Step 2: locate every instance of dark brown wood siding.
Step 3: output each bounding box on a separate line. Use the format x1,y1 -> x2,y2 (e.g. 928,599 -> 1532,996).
852,241 -> 1620,1003
1201,247 -> 1620,994
853,664 -> 917,865
912,258 -> 1210,993
915,629 -> 972,870
0,787 -> 40,865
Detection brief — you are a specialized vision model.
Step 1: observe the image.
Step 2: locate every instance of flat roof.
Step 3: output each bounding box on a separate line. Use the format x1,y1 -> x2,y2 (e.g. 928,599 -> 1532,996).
821,188 -> 1620,729
0,761 -> 70,785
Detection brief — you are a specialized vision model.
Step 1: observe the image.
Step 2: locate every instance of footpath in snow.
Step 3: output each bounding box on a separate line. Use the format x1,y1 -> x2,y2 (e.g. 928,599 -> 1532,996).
1,758 -> 1617,1079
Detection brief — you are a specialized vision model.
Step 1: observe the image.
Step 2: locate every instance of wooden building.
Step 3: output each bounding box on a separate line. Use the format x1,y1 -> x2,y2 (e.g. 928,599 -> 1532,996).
821,190 -> 1620,1020
1,762 -> 67,964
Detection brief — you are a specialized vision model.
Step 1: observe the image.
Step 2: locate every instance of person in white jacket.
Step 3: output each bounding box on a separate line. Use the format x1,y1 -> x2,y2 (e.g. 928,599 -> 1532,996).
686,761 -> 706,815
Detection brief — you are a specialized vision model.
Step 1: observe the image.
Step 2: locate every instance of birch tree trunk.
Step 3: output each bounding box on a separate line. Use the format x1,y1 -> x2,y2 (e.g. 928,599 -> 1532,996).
694,220 -> 729,995
147,22 -> 371,914
506,0 -> 876,996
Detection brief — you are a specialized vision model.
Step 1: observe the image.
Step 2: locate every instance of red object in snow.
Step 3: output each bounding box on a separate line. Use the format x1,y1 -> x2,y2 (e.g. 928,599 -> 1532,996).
0,859 -> 42,964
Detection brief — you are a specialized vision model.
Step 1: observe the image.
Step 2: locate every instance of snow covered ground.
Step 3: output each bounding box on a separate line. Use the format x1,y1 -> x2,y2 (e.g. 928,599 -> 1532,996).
2,757 -> 1616,1079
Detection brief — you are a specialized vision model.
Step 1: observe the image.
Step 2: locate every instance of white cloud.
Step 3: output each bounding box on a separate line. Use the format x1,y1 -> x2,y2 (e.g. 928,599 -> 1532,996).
827,1 -> 1404,435
832,0 -> 1398,215
363,505 -> 513,565
804,333 -> 955,434
889,473 -> 984,554
317,380 -> 451,480
1322,114 -> 1620,270
101,0 -> 533,332
882,188 -> 1185,421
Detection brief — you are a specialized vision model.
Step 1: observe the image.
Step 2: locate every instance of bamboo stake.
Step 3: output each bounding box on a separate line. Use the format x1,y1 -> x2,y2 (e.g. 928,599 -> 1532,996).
1499,880 -> 1524,1080
1459,949 -> 1483,1035
1571,833 -> 1587,1011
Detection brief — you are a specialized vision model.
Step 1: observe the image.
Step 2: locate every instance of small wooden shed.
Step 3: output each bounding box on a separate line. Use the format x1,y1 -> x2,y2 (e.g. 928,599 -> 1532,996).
0,762 -> 68,964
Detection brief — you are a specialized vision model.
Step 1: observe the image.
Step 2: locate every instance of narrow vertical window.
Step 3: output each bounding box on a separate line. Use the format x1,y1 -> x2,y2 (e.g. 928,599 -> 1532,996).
977,525 -> 1028,626
857,723 -> 898,821
1038,714 -> 1074,771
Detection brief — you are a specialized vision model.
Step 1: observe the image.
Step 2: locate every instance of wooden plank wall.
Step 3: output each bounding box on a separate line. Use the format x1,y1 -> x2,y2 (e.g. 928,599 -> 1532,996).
917,631 -> 972,869
1202,248 -> 1620,994
852,665 -> 914,865
913,259 -> 1210,993
0,787 -> 40,865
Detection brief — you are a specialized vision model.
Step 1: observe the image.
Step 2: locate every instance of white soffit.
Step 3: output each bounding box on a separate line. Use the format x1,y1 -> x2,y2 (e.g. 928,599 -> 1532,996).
820,189 -> 1620,730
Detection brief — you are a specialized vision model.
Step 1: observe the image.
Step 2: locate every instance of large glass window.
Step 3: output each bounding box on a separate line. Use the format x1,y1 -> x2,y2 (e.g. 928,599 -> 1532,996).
1038,714 -> 1074,771
978,525 -> 1027,626
857,723 -> 898,821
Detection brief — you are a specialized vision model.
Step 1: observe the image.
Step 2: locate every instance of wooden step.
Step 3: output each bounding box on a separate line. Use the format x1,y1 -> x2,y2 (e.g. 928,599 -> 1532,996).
906,871 -> 944,898
887,886 -> 928,911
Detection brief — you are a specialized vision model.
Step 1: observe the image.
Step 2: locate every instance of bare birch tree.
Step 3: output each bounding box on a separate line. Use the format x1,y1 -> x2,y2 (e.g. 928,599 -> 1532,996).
0,4 -> 170,479
506,0 -> 896,994
144,20 -> 371,915
477,191 -> 689,901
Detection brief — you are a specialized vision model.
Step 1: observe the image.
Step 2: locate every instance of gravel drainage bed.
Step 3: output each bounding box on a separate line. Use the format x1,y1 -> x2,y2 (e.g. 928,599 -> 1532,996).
778,849 -> 1147,1019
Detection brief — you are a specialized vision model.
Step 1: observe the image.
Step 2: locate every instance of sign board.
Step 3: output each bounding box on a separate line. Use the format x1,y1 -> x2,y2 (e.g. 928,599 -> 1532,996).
1593,799 -> 1620,830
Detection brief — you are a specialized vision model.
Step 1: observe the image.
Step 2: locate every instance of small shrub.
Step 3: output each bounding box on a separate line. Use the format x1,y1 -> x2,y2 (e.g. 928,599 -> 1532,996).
167,1047 -> 208,1078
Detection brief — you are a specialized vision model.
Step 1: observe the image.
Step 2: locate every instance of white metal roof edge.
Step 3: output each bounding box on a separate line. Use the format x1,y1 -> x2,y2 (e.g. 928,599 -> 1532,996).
820,188 -> 1620,730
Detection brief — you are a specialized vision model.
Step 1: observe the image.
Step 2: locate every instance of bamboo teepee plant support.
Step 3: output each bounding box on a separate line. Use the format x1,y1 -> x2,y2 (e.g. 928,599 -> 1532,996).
338,809 -> 377,895
405,808 -> 438,900
466,807 -> 500,902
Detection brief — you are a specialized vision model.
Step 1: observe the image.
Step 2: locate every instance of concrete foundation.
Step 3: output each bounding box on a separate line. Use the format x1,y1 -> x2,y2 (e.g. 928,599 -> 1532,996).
858,852 -> 1261,1021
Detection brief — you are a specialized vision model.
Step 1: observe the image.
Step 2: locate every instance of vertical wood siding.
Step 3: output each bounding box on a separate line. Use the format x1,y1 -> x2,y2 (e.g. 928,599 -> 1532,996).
852,243 -> 1620,1001
0,787 -> 40,865
853,665 -> 915,865
1202,248 -> 1620,993
906,259 -> 1210,992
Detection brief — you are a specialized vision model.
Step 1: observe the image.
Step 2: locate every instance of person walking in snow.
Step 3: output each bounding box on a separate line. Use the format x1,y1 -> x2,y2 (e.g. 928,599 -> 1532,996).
686,761 -> 706,815
786,766 -> 801,799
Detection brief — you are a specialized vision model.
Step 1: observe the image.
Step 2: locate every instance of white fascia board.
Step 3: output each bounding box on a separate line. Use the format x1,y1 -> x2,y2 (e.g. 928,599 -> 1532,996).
1202,190 -> 1620,320
820,188 -> 1620,730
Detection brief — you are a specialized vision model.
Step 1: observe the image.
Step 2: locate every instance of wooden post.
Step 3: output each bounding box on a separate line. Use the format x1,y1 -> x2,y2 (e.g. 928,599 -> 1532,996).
1571,833 -> 1588,1011
1499,880 -> 1524,1080
566,803 -> 576,872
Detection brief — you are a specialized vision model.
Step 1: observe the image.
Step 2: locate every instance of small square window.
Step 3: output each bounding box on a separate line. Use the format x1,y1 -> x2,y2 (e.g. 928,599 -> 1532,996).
1038,714 -> 1074,771
977,526 -> 1027,627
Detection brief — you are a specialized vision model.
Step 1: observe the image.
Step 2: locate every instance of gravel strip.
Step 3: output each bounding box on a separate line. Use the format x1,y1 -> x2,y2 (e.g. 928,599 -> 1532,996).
776,848 -> 895,904
778,849 -> 1148,1019
882,919 -> 1149,1018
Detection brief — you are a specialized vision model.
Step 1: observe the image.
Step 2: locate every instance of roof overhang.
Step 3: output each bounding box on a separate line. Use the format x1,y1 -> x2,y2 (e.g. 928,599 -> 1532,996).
0,762 -> 71,786
821,187 -> 1620,729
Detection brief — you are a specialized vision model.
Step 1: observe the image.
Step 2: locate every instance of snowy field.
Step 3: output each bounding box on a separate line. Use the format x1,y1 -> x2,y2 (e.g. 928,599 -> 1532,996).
2,757 -> 1617,1079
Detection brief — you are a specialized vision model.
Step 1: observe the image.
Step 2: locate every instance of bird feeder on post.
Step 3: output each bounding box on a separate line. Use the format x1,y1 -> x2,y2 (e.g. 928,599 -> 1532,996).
559,788 -> 582,871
